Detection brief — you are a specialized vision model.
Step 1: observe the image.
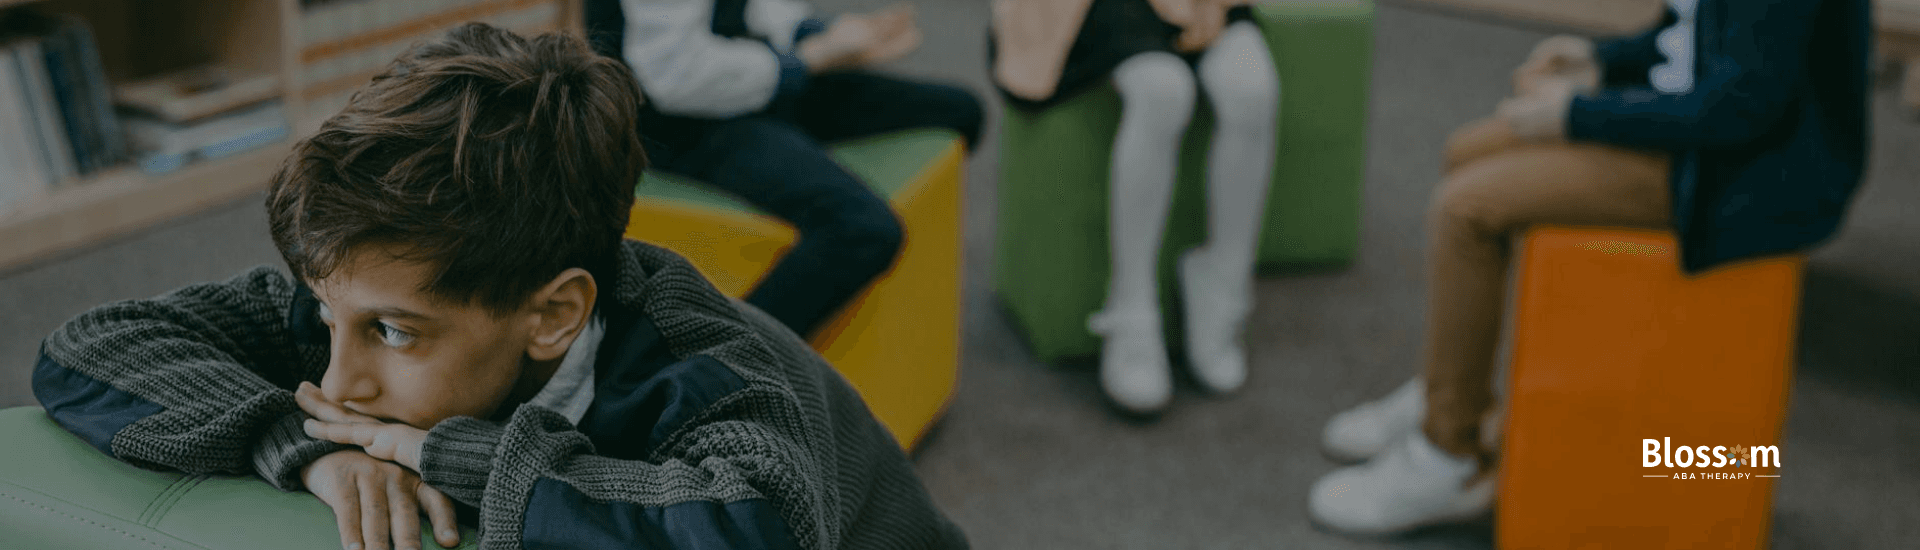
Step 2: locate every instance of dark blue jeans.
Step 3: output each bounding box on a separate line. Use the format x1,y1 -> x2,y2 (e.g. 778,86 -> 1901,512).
639,73 -> 983,337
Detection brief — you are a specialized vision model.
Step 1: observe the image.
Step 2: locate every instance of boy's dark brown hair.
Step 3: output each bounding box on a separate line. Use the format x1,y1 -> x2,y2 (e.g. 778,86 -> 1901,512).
267,23 -> 646,313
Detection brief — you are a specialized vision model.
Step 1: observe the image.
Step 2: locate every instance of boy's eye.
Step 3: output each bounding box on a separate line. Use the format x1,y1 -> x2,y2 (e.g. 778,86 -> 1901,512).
376,322 -> 416,348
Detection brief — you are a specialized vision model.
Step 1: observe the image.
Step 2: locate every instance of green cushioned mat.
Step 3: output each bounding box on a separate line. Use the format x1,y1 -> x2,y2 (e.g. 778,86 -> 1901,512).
636,128 -> 961,213
994,1 -> 1374,361
0,407 -> 480,549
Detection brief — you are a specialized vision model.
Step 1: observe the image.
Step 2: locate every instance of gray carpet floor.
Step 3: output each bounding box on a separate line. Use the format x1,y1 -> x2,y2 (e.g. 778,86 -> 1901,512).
3,1 -> 1918,548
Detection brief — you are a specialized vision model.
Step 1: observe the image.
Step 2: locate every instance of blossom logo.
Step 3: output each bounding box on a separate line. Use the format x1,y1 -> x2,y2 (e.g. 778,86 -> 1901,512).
1641,437 -> 1781,480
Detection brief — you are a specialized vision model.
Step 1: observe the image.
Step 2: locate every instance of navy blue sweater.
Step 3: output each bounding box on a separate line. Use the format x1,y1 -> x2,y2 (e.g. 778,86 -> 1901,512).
1569,0 -> 1872,273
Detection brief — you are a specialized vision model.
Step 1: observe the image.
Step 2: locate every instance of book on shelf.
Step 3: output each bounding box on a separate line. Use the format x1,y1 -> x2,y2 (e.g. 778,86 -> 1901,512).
0,8 -> 127,213
0,43 -> 47,213
115,67 -> 282,125
14,39 -> 78,184
122,100 -> 289,175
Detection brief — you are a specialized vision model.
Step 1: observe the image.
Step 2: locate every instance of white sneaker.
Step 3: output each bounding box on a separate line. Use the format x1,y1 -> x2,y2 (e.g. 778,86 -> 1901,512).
1322,376 -> 1425,463
1089,310 -> 1172,414
1177,249 -> 1253,394
1308,432 -> 1494,536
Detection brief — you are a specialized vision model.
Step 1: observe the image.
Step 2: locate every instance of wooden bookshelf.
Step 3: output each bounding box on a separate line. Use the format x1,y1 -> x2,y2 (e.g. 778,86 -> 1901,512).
301,0 -> 558,64
0,143 -> 289,268
0,0 -> 579,271
301,14 -> 568,101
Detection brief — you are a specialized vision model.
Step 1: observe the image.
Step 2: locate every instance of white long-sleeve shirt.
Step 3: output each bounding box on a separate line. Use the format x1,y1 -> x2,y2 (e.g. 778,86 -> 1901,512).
619,0 -> 824,118
1649,0 -> 1698,94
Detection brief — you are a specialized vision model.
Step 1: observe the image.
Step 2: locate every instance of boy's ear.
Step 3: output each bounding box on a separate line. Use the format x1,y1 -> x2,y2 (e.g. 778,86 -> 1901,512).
524,268 -> 597,362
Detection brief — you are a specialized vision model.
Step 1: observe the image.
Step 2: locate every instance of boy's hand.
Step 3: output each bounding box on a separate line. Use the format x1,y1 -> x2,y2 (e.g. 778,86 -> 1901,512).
797,3 -> 921,73
301,449 -> 462,550
1513,35 -> 1599,97
297,382 -> 427,471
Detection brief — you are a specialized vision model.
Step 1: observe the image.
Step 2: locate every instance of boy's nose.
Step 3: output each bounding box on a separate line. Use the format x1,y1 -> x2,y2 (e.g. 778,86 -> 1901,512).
320,347 -> 380,404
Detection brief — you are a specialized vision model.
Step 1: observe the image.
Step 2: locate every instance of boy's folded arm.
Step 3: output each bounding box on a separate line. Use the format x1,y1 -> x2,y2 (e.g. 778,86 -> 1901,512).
1567,2 -> 1818,151
419,404 -> 821,550
32,266 -> 345,490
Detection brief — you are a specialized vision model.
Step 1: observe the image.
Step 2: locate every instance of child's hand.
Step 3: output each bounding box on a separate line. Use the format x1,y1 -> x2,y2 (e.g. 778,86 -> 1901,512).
301,449 -> 462,550
297,382 -> 428,472
856,4 -> 923,67
1513,35 -> 1598,97
1496,78 -> 1577,140
797,3 -> 921,73
1172,1 -> 1227,54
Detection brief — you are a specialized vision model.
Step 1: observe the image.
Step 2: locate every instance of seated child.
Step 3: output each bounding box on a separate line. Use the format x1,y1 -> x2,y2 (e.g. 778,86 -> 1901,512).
1307,0 -> 1870,535
583,0 -> 984,338
32,24 -> 966,550
989,0 -> 1281,414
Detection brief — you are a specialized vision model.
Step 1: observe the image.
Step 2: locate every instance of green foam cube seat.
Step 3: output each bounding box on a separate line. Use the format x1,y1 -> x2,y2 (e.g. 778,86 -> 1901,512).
993,0 -> 1375,361
0,406 -> 482,549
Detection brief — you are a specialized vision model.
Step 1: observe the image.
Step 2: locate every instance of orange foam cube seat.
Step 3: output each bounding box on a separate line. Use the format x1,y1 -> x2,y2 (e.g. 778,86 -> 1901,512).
622,129 -> 964,451
1497,225 -> 1803,549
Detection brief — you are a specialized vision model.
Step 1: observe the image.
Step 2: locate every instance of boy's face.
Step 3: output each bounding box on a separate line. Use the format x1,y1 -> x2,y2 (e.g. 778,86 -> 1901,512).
307,243 -> 545,430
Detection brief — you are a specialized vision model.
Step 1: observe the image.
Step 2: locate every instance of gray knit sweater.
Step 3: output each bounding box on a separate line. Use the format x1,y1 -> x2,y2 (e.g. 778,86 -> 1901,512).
33,240 -> 968,550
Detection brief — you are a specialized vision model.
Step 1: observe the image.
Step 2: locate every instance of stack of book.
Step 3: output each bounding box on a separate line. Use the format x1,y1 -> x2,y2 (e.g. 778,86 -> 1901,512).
0,10 -> 126,213
116,65 -> 288,175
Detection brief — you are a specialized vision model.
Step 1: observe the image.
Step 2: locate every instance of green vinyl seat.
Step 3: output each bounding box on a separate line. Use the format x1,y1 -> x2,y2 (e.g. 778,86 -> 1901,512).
0,406 -> 480,549
993,0 -> 1375,361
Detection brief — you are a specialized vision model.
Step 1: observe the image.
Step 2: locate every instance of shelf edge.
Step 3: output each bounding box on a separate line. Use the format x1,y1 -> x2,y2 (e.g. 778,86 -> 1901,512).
0,143 -> 291,272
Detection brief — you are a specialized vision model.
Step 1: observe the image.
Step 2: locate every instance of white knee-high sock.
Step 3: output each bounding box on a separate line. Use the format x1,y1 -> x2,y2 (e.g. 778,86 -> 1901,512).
1194,20 -> 1280,282
1103,52 -> 1197,320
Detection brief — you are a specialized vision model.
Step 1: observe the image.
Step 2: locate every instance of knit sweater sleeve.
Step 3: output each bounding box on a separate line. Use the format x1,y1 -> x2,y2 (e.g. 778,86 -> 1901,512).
417,391 -> 820,550
30,266 -> 343,491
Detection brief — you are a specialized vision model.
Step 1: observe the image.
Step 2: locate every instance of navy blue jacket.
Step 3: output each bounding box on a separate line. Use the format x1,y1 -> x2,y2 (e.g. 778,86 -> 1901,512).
1569,0 -> 1872,273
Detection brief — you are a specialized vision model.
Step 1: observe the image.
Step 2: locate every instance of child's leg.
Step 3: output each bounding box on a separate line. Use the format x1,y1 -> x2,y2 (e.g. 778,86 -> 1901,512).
789,73 -> 986,151
650,117 -> 902,337
1310,141 -> 1671,535
1184,19 -> 1279,393
1443,116 -> 1531,175
1422,142 -> 1673,465
1104,52 -> 1196,318
1319,115 -> 1542,459
1093,51 -> 1197,413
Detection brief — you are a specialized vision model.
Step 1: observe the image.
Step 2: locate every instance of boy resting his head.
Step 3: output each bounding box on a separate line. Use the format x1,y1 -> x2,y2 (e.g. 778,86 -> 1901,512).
32,23 -> 966,550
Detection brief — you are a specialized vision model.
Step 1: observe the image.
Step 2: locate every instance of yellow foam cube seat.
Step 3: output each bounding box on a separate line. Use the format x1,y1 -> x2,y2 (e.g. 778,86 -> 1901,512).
623,129 -> 964,451
1498,225 -> 1804,549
